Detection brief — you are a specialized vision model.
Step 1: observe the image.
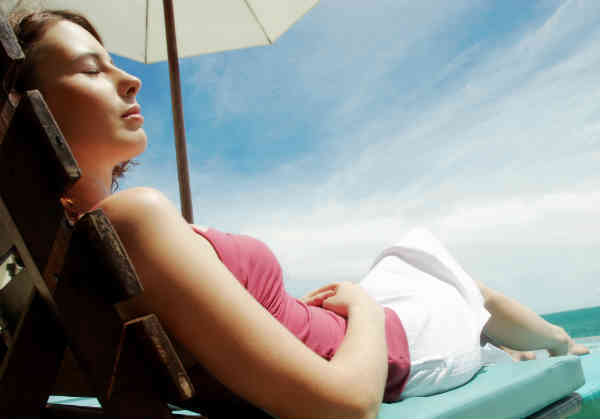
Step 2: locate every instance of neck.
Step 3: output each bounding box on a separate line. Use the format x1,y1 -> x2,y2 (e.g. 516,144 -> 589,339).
63,169 -> 113,216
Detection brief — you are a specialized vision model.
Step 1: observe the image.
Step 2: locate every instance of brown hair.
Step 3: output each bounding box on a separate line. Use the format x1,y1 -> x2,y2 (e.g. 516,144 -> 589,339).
8,8 -> 136,192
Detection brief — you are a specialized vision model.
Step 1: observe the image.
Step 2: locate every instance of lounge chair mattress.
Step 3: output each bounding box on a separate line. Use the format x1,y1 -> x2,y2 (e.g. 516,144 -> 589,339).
378,355 -> 584,419
48,347 -> 589,419
49,280 -> 591,418
577,350 -> 600,401
287,279 -> 587,418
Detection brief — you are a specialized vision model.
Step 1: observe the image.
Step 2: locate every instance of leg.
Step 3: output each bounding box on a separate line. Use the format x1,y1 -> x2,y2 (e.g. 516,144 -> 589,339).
476,281 -> 589,356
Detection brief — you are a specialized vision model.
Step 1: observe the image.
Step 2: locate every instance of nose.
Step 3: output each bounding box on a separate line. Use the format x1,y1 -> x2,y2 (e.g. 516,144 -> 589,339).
118,69 -> 142,98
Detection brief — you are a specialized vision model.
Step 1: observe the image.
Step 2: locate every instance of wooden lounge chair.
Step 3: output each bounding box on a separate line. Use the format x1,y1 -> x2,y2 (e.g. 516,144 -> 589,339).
0,13 -> 269,419
0,12 -> 587,419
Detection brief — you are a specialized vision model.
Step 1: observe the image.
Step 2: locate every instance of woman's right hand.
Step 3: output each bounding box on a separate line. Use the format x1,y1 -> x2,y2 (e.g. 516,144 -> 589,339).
301,282 -> 381,318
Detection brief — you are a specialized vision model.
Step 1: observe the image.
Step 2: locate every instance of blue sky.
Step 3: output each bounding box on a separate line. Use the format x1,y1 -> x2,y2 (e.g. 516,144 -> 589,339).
109,1 -> 598,313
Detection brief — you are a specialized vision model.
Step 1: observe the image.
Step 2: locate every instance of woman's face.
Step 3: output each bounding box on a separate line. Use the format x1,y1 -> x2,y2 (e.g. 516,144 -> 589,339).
34,20 -> 147,176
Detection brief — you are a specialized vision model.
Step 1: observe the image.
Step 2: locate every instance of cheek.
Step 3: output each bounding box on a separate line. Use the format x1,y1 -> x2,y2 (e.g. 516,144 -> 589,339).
45,84 -> 114,146
44,88 -> 73,131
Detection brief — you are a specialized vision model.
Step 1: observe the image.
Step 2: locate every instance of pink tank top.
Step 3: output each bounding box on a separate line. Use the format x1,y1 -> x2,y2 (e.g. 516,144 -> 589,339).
193,227 -> 410,402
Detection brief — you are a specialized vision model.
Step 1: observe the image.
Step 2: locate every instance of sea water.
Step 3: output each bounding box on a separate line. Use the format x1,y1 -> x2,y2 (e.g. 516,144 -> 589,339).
532,305 -> 600,356
542,305 -> 600,340
542,306 -> 600,419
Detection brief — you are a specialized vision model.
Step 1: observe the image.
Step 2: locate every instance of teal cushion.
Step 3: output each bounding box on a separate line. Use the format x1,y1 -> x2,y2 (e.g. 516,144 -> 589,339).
576,351 -> 600,401
378,356 -> 584,419
285,279 -> 586,419
50,280 -> 590,418
48,351 -> 588,419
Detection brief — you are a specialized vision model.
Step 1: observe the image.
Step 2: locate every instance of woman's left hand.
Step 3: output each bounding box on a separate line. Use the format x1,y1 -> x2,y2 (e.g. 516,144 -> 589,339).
300,282 -> 382,319
300,283 -> 337,306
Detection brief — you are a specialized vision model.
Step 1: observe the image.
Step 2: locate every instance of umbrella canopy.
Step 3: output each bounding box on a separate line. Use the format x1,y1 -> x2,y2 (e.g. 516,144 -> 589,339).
30,0 -> 319,222
42,0 -> 319,63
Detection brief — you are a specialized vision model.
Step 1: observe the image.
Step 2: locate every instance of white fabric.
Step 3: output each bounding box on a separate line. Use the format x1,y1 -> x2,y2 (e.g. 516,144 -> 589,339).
41,0 -> 321,63
360,227 -> 504,397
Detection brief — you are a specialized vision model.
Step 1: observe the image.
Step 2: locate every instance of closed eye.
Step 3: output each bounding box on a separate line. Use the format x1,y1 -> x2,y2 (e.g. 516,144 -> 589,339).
73,51 -> 109,75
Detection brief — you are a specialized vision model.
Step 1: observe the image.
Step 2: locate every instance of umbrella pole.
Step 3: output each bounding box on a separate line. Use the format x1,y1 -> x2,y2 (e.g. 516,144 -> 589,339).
163,0 -> 194,223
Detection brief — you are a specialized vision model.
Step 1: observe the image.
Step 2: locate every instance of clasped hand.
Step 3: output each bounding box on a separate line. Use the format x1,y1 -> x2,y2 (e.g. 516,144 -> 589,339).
300,282 -> 378,318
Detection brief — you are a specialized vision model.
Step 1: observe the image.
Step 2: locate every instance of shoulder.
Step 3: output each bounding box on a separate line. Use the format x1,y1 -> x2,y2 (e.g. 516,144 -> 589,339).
92,187 -> 190,248
97,187 -> 176,216
93,187 -> 180,229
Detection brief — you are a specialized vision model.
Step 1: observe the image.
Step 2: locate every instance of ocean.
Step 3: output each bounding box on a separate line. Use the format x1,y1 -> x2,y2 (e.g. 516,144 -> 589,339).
542,305 -> 600,339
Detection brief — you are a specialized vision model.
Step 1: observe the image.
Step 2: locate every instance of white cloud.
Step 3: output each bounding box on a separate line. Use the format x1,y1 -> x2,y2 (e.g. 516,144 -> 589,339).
129,1 -> 600,313
434,187 -> 600,245
246,1 -> 600,312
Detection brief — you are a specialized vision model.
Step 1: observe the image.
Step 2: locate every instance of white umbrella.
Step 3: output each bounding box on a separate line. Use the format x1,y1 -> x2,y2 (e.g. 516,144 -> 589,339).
36,0 -> 320,222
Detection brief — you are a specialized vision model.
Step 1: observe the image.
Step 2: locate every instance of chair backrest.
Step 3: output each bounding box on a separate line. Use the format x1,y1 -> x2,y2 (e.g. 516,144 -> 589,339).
0,12 -> 197,418
0,15 -> 72,416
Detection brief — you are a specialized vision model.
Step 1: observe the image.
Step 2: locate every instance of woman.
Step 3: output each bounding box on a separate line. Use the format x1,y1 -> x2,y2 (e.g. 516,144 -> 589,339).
7,9 -> 588,419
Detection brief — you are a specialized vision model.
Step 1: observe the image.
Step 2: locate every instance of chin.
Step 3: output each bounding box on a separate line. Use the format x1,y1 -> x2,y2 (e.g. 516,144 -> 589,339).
136,130 -> 148,152
123,130 -> 148,157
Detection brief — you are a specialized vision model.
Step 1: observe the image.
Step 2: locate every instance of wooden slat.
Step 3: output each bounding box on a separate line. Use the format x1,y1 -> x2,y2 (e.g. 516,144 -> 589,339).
54,210 -> 196,417
0,13 -> 24,77
52,347 -> 95,397
0,196 -> 60,315
43,217 -> 73,294
527,393 -> 582,419
109,315 -> 194,402
43,403 -> 206,419
0,15 -> 23,142
0,19 -> 71,414
74,211 -> 143,304
0,325 -> 7,366
0,287 -> 65,417
0,90 -> 80,275
54,217 -> 139,402
43,404 -> 107,418
0,221 -> 11,258
0,260 -> 31,339
0,14 -> 203,417
0,208 -> 70,414
0,91 -> 19,144
104,315 -> 186,418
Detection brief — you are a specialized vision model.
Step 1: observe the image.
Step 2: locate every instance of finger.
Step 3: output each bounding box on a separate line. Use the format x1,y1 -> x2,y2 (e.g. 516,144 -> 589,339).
303,283 -> 339,299
304,291 -> 335,306
303,289 -> 336,306
321,297 -> 349,317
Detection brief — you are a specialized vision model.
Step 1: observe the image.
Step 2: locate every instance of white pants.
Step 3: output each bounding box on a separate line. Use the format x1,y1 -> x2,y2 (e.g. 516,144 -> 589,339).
359,228 -> 498,398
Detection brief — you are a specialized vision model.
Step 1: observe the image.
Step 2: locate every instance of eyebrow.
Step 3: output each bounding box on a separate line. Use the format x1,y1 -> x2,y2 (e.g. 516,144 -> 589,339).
72,51 -> 114,65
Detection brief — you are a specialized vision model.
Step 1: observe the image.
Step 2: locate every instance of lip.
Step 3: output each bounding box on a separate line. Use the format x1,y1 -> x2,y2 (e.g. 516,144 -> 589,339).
122,105 -> 144,125
122,105 -> 142,118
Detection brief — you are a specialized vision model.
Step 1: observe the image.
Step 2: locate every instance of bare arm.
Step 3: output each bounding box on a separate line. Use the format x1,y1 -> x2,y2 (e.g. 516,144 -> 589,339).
301,282 -> 389,411
102,187 -> 387,419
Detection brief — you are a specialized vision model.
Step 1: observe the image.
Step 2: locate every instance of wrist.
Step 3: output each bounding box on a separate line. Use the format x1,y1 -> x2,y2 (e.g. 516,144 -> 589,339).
348,299 -> 385,321
548,326 -> 569,356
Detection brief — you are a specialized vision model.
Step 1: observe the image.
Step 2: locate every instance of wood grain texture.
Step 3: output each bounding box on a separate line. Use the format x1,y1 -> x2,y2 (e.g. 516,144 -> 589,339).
0,13 -> 24,70
43,403 -> 206,419
0,14 -> 206,417
0,90 -> 79,274
76,211 -> 143,304
104,315 -> 187,418
52,347 -> 95,397
0,289 -> 66,417
55,210 -> 198,417
109,314 -> 194,402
